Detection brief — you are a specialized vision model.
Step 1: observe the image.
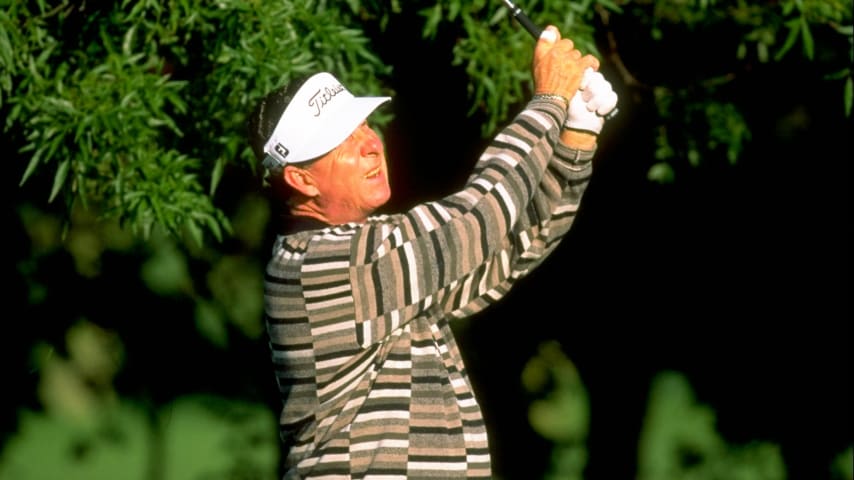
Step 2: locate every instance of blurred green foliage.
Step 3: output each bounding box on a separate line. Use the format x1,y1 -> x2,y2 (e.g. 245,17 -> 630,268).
519,345 -> 850,480
4,332 -> 851,479
522,341 -> 589,480
637,371 -> 786,480
832,446 -> 853,480
0,396 -> 277,480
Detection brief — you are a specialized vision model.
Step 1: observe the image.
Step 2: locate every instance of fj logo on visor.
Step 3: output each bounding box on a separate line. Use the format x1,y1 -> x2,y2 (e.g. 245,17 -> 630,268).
274,143 -> 289,159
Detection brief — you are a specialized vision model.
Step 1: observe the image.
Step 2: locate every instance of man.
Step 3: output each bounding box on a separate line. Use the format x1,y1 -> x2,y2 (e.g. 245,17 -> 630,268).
247,25 -> 618,479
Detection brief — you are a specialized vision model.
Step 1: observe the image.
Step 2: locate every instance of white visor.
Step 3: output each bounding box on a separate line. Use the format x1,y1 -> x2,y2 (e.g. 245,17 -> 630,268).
262,72 -> 391,168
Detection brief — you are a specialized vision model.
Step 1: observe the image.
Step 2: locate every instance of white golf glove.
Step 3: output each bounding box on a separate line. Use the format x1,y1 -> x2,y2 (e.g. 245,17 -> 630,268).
565,68 -> 618,134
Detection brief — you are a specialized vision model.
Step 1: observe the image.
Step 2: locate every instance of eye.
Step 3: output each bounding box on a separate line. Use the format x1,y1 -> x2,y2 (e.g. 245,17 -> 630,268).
349,122 -> 370,140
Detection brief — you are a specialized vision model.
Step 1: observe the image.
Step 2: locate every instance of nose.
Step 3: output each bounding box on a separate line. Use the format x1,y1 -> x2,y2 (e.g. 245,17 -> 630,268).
358,127 -> 382,157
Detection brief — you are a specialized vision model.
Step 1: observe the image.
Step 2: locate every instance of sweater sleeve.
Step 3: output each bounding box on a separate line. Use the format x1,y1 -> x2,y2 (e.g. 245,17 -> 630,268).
337,97 -> 594,343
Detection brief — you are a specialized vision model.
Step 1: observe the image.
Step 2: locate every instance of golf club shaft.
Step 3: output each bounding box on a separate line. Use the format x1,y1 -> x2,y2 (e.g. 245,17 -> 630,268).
502,0 -> 542,39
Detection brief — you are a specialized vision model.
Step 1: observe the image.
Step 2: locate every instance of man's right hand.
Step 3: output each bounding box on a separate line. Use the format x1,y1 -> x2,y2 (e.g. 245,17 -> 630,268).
532,25 -> 600,106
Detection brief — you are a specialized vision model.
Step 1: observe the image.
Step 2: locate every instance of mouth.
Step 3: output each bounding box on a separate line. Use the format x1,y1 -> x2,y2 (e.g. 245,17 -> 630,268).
364,166 -> 382,179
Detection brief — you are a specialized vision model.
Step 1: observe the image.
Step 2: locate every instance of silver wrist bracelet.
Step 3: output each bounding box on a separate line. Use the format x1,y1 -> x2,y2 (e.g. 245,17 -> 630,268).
532,93 -> 570,109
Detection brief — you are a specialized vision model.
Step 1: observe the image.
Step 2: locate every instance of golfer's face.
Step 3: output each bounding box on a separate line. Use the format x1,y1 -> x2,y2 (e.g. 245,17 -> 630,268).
308,121 -> 390,222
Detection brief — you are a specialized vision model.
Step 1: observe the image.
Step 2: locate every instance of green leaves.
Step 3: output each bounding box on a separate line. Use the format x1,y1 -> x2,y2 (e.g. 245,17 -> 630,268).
522,341 -> 589,480
7,0 -> 851,244
776,16 -> 814,61
1,396 -> 277,480
113,150 -> 232,245
845,76 -> 853,117
832,446 -> 853,480
5,0 -> 391,248
7,3 -> 205,241
637,372 -> 787,480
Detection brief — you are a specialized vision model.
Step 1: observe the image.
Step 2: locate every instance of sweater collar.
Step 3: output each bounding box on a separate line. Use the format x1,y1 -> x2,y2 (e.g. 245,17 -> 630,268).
282,215 -> 331,235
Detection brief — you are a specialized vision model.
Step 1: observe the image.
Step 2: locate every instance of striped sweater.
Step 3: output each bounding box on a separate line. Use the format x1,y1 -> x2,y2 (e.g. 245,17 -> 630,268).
264,98 -> 595,479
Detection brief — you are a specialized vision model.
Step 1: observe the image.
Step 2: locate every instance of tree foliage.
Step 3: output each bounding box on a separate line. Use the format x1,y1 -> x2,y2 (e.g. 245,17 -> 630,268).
2,0 -> 850,241
2,0 -> 392,245
415,0 -> 852,181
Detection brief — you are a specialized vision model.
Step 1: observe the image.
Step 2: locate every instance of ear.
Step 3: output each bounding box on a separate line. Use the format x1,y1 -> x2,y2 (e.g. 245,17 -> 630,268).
283,165 -> 320,197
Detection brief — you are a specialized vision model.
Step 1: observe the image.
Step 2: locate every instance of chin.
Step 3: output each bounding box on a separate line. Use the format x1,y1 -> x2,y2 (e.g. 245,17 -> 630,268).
369,185 -> 392,209
370,195 -> 391,211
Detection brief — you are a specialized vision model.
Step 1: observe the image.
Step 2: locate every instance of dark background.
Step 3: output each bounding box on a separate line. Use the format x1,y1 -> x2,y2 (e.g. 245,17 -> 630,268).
376,10 -> 850,480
